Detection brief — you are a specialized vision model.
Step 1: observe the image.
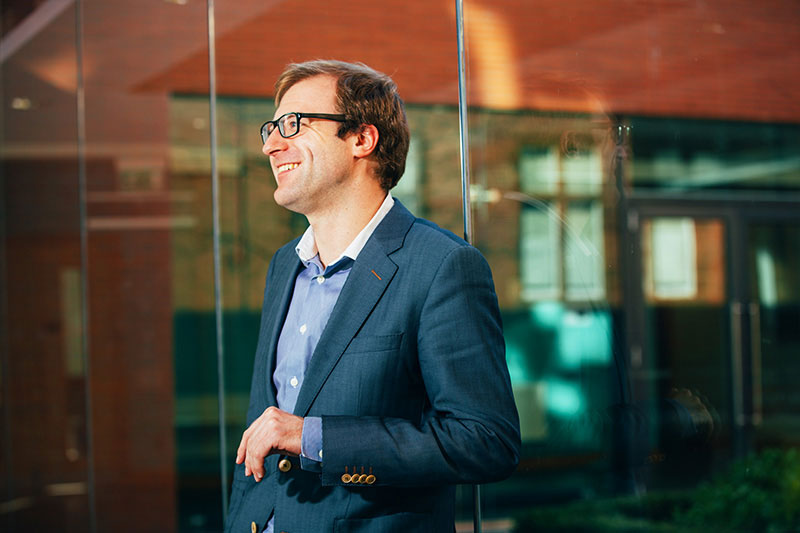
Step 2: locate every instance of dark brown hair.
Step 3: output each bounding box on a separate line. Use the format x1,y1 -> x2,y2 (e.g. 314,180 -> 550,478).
275,60 -> 410,191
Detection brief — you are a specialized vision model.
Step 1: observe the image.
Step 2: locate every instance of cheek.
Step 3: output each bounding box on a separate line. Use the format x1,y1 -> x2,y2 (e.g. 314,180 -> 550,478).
320,148 -> 354,176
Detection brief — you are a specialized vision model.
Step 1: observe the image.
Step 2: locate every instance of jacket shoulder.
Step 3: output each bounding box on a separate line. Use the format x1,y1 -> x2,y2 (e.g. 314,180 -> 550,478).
402,217 -> 474,259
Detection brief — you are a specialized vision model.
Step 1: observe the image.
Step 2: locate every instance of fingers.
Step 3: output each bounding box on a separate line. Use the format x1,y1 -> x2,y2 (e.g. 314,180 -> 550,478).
248,440 -> 266,481
236,407 -> 304,482
238,408 -> 275,482
236,430 -> 248,465
236,430 -> 254,479
241,427 -> 264,481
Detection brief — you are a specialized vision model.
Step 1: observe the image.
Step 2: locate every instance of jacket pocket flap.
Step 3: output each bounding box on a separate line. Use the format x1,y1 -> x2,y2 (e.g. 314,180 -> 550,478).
346,333 -> 403,354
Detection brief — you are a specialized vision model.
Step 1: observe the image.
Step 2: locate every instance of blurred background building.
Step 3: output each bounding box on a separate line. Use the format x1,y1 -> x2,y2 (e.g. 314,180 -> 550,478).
1,0 -> 798,531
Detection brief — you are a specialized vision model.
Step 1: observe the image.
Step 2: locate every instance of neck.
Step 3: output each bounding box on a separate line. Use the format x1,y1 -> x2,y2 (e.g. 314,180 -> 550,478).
307,181 -> 386,268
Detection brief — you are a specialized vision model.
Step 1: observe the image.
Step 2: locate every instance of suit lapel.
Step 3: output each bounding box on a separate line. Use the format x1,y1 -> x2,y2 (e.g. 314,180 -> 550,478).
292,201 -> 414,417
259,247 -> 302,410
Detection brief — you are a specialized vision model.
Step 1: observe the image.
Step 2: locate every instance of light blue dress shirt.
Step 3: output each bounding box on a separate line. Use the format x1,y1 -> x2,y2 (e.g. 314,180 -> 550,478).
274,254 -> 353,461
265,194 -> 394,532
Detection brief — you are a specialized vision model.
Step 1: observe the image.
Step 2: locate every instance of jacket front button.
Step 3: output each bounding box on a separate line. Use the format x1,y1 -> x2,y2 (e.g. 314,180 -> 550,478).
278,458 -> 292,472
251,521 -> 257,533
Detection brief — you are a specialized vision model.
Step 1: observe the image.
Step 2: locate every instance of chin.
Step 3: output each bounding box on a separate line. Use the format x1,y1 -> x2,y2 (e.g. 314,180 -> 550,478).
273,191 -> 304,214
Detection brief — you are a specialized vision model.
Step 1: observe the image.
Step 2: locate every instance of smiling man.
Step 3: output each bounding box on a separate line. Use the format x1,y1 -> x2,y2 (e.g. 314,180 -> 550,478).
226,60 -> 520,533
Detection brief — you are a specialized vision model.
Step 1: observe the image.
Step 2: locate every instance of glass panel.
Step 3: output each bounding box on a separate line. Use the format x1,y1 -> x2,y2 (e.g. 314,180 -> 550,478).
640,216 -> 732,482
467,109 -> 624,522
196,2 -> 465,530
464,0 -> 800,530
81,1 -> 210,531
169,96 -> 222,533
1,2 -> 89,530
748,221 -> 800,448
631,119 -> 800,193
5,0 -> 799,531
161,8 -> 467,525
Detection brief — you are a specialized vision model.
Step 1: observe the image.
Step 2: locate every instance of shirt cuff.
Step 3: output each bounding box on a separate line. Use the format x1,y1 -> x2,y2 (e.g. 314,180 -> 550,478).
300,416 -> 323,472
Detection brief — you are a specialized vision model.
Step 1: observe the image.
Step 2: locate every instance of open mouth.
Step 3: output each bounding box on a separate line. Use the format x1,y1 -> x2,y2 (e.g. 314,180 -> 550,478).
277,162 -> 300,173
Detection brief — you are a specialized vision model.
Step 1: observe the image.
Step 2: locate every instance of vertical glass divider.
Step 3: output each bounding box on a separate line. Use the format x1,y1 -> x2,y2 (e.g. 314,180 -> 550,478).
455,0 -> 474,246
206,0 -> 229,521
0,6 -> 12,517
455,1 -> 481,531
74,1 -> 97,531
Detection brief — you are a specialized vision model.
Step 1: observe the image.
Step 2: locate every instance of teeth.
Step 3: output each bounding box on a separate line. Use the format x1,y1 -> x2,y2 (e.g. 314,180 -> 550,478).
278,163 -> 299,172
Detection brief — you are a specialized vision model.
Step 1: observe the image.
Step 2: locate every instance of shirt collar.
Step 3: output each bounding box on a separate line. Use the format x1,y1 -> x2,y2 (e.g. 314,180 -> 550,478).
295,193 -> 395,266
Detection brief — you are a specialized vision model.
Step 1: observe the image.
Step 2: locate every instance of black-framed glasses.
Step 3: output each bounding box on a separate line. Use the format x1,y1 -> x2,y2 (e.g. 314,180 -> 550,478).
260,112 -> 347,143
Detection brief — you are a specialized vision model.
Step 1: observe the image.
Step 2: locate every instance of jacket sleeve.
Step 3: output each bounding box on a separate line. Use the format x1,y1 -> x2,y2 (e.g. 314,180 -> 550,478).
319,245 -> 521,487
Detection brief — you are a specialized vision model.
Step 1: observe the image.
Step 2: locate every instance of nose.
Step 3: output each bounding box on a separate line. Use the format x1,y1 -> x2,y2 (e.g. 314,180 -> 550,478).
262,128 -> 287,156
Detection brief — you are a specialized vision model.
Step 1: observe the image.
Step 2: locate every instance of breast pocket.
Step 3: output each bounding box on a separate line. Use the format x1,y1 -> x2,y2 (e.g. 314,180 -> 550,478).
333,333 -> 413,415
346,333 -> 403,355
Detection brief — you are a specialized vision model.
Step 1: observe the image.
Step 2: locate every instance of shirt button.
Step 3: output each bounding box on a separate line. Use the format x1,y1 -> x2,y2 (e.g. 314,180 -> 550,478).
318,450 -> 323,459
316,276 -> 325,284
299,324 -> 307,334
290,376 -> 299,388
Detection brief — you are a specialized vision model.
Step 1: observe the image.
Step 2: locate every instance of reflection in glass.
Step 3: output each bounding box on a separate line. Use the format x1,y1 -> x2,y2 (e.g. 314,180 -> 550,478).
1,3 -> 90,531
564,201 -> 605,301
460,0 -> 800,528
520,147 -> 559,194
638,216 -> 731,501
645,218 -> 698,301
3,0 -> 800,530
520,206 -> 560,301
749,222 -> 800,450
563,149 -> 603,195
631,119 -> 800,193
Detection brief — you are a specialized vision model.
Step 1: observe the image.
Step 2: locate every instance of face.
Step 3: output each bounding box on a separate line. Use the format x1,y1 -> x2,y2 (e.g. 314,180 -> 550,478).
263,75 -> 355,216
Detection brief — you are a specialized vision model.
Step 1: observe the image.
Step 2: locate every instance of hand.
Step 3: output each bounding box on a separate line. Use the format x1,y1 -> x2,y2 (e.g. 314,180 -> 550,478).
235,406 -> 304,482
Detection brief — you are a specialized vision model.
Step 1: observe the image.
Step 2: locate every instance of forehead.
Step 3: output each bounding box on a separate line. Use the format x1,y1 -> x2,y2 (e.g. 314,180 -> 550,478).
274,75 -> 338,117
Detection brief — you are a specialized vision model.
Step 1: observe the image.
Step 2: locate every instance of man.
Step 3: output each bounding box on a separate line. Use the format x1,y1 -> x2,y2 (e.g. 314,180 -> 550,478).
226,60 -> 520,533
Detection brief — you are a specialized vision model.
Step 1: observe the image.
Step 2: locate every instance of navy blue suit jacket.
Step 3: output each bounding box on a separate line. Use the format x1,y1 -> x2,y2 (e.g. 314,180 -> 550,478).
226,201 -> 520,533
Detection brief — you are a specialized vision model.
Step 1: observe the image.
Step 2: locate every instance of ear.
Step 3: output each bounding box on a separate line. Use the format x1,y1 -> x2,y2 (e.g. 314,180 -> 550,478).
351,124 -> 379,159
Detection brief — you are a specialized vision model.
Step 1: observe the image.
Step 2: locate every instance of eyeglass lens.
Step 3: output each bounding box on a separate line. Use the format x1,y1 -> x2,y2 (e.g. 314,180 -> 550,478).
261,113 -> 301,143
